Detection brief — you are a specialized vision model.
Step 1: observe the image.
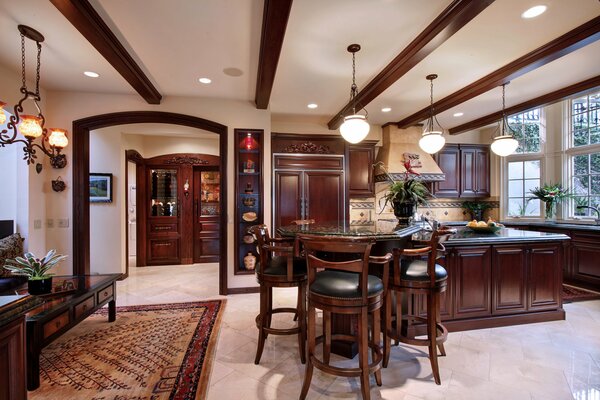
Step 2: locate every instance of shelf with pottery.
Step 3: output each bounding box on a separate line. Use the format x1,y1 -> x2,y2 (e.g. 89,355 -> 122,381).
234,129 -> 264,275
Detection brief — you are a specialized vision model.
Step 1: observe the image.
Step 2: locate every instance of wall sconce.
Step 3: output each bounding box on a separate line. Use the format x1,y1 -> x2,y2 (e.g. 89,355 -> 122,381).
183,179 -> 190,197
52,176 -> 66,192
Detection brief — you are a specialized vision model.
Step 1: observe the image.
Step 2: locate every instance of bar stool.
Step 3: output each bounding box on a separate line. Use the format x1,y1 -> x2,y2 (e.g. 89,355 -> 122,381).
384,227 -> 454,385
249,224 -> 307,365
299,235 -> 391,400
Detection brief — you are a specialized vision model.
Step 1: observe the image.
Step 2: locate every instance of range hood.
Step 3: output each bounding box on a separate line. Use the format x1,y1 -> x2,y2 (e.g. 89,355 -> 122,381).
374,126 -> 445,182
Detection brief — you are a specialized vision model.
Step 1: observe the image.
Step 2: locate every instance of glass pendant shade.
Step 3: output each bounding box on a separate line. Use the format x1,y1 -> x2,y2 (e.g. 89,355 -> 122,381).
19,115 -> 43,138
340,114 -> 370,144
0,102 -> 6,125
419,130 -> 446,154
48,128 -> 68,148
491,134 -> 519,157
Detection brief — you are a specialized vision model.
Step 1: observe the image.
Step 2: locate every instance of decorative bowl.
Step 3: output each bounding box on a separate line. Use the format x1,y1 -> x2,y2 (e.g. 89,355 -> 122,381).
466,224 -> 503,233
242,211 -> 257,222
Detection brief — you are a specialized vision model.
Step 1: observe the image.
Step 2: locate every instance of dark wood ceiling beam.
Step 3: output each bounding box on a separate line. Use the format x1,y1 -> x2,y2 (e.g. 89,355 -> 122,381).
255,0 -> 293,109
50,0 -> 162,104
395,16 -> 600,128
449,75 -> 600,135
327,0 -> 495,130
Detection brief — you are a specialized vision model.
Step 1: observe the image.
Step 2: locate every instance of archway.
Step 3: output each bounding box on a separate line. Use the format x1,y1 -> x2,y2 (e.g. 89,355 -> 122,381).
72,111 -> 228,295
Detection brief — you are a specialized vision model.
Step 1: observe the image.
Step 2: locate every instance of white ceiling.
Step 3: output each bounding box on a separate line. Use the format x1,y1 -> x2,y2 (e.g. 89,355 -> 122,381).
0,0 -> 598,131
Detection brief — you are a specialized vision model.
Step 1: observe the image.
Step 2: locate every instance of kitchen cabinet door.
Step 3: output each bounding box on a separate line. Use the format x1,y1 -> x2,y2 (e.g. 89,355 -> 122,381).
571,231 -> 600,289
460,147 -> 478,198
348,143 -> 375,198
453,245 -> 492,318
433,145 -> 460,198
304,170 -> 345,223
274,171 -> 303,229
475,146 -> 490,197
528,244 -> 562,310
492,245 -> 527,314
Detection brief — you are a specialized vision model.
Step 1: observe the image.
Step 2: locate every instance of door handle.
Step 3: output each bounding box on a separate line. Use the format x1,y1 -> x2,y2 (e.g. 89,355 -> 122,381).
305,198 -> 309,219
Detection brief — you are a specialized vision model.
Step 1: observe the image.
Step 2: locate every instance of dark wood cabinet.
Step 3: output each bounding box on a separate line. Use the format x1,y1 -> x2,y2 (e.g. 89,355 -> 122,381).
0,317 -> 27,400
433,146 -> 460,197
348,142 -> 376,198
453,246 -> 492,318
432,144 -> 489,198
273,153 -> 345,230
193,169 -> 220,263
234,129 -> 264,275
492,245 -> 527,314
528,244 -> 562,310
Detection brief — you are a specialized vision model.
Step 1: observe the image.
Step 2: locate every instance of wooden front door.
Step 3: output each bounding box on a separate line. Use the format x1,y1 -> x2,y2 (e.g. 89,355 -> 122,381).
193,168 -> 220,263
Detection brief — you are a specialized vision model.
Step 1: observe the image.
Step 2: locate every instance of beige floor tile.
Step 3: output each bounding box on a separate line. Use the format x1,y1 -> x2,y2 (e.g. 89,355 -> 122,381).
209,360 -> 235,387
445,371 -> 531,400
207,370 -> 296,400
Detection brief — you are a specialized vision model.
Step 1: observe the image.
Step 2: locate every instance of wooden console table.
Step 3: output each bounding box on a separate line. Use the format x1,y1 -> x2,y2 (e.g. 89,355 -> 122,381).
17,274 -> 121,390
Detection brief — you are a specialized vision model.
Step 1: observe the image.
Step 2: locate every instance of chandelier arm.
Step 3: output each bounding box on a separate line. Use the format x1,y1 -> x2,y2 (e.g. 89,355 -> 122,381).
31,141 -> 57,158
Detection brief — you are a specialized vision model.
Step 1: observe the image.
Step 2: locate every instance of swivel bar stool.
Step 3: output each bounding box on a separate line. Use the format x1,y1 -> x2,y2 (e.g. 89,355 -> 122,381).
384,227 -> 454,385
249,224 -> 307,365
299,235 -> 391,400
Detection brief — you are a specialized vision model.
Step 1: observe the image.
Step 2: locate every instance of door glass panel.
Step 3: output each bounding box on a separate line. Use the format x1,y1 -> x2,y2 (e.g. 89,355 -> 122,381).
200,171 -> 220,216
151,169 -> 178,217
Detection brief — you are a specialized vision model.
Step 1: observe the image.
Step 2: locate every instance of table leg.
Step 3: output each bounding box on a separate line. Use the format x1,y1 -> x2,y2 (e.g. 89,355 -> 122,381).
26,337 -> 40,390
108,299 -> 116,322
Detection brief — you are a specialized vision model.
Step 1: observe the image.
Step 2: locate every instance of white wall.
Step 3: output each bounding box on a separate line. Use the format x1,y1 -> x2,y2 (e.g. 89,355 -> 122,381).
122,133 -> 219,157
45,91 -> 270,288
0,142 -> 17,222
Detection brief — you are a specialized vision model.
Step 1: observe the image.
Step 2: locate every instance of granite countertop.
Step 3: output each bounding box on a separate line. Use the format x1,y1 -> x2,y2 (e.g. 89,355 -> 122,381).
500,221 -> 600,232
413,226 -> 570,245
277,221 -> 422,240
0,295 -> 44,328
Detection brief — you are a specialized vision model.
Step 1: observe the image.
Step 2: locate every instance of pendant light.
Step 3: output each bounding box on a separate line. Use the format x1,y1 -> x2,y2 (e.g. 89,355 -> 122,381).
339,44 -> 370,144
419,74 -> 446,154
490,83 -> 519,157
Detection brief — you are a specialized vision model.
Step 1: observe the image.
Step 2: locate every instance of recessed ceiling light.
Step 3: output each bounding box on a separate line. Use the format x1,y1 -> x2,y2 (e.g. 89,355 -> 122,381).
521,5 -> 547,19
198,77 -> 212,84
83,71 -> 99,78
381,107 -> 392,113
307,103 -> 318,109
453,112 -> 464,117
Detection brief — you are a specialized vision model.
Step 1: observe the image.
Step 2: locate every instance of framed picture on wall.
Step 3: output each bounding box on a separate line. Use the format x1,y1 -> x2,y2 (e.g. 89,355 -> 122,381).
90,173 -> 113,203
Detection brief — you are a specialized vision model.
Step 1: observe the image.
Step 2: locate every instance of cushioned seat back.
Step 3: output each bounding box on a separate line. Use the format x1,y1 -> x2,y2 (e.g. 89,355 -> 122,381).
299,235 -> 376,303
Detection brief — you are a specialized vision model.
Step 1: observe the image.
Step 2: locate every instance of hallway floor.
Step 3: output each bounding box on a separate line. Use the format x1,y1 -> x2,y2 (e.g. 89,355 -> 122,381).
116,264 -> 600,400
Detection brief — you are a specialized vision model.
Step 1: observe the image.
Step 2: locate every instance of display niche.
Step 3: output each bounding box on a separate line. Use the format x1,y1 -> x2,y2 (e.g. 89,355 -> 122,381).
234,129 -> 263,275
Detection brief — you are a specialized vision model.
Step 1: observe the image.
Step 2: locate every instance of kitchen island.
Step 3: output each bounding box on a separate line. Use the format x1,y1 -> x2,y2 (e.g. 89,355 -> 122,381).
410,226 -> 570,334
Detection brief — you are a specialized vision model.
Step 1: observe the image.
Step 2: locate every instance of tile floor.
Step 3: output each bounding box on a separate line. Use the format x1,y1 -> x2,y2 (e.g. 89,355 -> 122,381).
117,263 -> 600,400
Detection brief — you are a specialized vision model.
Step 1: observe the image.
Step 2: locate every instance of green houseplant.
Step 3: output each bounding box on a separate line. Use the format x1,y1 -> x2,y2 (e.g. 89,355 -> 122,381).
376,161 -> 430,225
3,249 -> 67,295
462,201 -> 493,221
528,183 -> 571,220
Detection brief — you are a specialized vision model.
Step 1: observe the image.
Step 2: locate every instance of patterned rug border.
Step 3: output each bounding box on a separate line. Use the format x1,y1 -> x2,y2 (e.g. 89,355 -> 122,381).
71,299 -> 226,400
562,284 -> 600,303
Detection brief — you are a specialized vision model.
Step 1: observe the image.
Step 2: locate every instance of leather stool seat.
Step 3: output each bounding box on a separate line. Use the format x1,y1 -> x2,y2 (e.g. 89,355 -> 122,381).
400,259 -> 447,282
311,271 -> 383,299
262,256 -> 307,276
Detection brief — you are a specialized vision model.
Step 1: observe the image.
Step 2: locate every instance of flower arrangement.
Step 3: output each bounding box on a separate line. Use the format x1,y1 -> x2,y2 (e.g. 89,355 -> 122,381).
375,160 -> 430,209
528,183 -> 571,220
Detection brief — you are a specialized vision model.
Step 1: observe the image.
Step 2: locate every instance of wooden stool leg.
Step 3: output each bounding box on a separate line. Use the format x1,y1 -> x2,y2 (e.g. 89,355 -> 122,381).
297,282 -> 307,364
294,282 -> 301,322
300,303 -> 316,400
266,287 -> 273,332
323,310 -> 331,365
427,292 -> 441,385
435,292 -> 446,357
395,290 -> 402,345
372,308 -> 382,386
358,308 -> 371,400
255,285 -> 268,365
383,289 -> 392,368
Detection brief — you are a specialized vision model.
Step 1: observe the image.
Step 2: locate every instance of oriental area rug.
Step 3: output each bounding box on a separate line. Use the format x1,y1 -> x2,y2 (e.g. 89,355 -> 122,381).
29,300 -> 225,400
562,284 -> 600,303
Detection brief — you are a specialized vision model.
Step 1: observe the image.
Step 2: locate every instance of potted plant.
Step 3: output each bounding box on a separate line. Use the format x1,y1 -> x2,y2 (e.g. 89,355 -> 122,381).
376,161 -> 430,226
3,250 -> 67,295
462,201 -> 492,221
529,183 -> 571,220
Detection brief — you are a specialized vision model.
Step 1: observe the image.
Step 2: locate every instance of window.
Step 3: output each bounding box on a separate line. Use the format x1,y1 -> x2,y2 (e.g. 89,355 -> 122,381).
572,152 -> 600,216
572,92 -> 600,147
508,108 -> 542,154
507,160 -> 541,217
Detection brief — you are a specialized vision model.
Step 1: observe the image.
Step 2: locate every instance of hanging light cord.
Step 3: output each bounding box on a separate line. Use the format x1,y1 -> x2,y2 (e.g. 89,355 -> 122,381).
350,51 -> 357,113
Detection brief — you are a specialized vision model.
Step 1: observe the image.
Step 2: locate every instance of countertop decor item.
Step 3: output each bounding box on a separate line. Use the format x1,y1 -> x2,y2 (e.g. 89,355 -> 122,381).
3,249 -> 67,295
0,25 -> 68,169
529,183 -> 571,220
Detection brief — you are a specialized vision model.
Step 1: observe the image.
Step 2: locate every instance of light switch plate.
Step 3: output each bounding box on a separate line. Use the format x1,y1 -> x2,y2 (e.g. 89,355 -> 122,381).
58,218 -> 69,228
47,219 -> 54,228
34,219 -> 42,229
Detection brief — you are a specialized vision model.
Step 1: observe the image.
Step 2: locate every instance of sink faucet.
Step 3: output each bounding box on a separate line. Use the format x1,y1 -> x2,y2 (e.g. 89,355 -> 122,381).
576,205 -> 600,225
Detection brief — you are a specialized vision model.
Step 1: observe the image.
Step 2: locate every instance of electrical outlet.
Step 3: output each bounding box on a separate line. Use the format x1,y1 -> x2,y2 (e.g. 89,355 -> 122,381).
34,219 -> 42,229
58,218 -> 69,228
47,219 -> 54,228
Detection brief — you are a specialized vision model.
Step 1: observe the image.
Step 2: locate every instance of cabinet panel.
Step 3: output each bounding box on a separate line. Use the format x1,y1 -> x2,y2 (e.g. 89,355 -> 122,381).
274,171 -> 303,229
492,245 -> 527,314
476,147 -> 490,197
460,147 -> 477,197
305,171 -> 344,224
433,145 -> 460,197
348,144 -> 375,197
0,317 -> 27,400
274,155 -> 344,170
571,241 -> 600,287
528,245 -> 562,310
454,246 -> 492,318
148,239 -> 179,263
